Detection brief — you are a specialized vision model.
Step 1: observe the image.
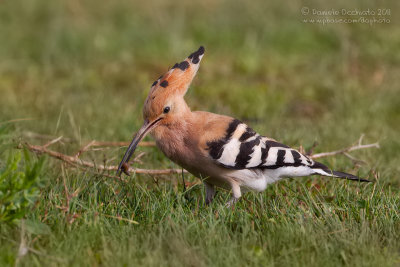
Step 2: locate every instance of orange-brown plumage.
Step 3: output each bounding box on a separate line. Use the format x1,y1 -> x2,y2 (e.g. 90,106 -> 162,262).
117,46 -> 369,206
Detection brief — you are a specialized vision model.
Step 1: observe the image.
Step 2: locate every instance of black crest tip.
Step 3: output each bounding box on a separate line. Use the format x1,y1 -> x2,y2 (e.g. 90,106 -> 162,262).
197,46 -> 205,55
188,46 -> 205,64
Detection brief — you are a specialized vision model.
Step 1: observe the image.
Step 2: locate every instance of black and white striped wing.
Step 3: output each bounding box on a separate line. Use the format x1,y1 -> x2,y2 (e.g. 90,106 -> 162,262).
206,119 -> 314,170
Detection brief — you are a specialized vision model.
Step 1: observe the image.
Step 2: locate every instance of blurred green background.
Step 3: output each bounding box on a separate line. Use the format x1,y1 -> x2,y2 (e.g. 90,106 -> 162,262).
0,0 -> 399,265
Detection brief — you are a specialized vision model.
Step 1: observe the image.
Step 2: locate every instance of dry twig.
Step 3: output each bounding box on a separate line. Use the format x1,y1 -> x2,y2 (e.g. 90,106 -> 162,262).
310,135 -> 379,159
25,142 -> 185,177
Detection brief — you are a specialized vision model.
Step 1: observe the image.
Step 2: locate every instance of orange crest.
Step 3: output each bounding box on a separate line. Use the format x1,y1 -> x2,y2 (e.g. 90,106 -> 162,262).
143,46 -> 205,121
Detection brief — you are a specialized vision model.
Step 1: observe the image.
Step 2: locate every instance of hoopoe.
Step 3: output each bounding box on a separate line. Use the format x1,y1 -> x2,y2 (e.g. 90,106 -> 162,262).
117,46 -> 369,206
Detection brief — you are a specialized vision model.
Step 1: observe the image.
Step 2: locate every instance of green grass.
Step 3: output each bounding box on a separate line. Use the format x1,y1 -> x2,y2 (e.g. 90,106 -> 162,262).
0,0 -> 400,266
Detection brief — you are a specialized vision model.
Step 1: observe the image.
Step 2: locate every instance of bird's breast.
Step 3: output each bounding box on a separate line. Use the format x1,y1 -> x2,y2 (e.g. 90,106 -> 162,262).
152,124 -> 199,168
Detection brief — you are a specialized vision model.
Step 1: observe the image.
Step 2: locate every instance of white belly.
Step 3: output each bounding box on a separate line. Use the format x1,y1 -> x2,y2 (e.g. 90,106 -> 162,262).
222,168 -> 279,192
225,166 -> 314,192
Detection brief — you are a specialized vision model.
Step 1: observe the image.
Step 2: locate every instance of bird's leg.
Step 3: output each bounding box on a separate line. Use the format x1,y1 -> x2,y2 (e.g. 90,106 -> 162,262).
204,182 -> 216,205
226,181 -> 241,207
180,168 -> 192,201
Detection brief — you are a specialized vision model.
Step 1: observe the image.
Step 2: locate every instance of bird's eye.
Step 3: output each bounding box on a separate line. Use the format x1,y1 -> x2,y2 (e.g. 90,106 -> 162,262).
163,106 -> 170,114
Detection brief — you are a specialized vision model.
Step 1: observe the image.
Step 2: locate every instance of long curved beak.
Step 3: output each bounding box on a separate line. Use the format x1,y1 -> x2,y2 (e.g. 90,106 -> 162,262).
116,118 -> 162,176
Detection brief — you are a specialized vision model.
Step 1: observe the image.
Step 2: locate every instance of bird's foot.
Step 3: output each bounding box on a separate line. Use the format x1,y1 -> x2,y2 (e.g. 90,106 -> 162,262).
225,197 -> 239,208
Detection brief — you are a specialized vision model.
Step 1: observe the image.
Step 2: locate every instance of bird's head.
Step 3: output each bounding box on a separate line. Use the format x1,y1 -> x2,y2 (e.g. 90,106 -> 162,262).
117,46 -> 205,175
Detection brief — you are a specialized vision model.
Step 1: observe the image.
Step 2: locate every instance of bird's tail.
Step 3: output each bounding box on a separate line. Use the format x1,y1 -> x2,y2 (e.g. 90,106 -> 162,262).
311,161 -> 370,182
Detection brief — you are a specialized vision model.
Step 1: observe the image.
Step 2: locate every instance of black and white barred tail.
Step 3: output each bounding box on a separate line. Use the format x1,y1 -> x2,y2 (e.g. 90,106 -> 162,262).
311,162 -> 370,182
